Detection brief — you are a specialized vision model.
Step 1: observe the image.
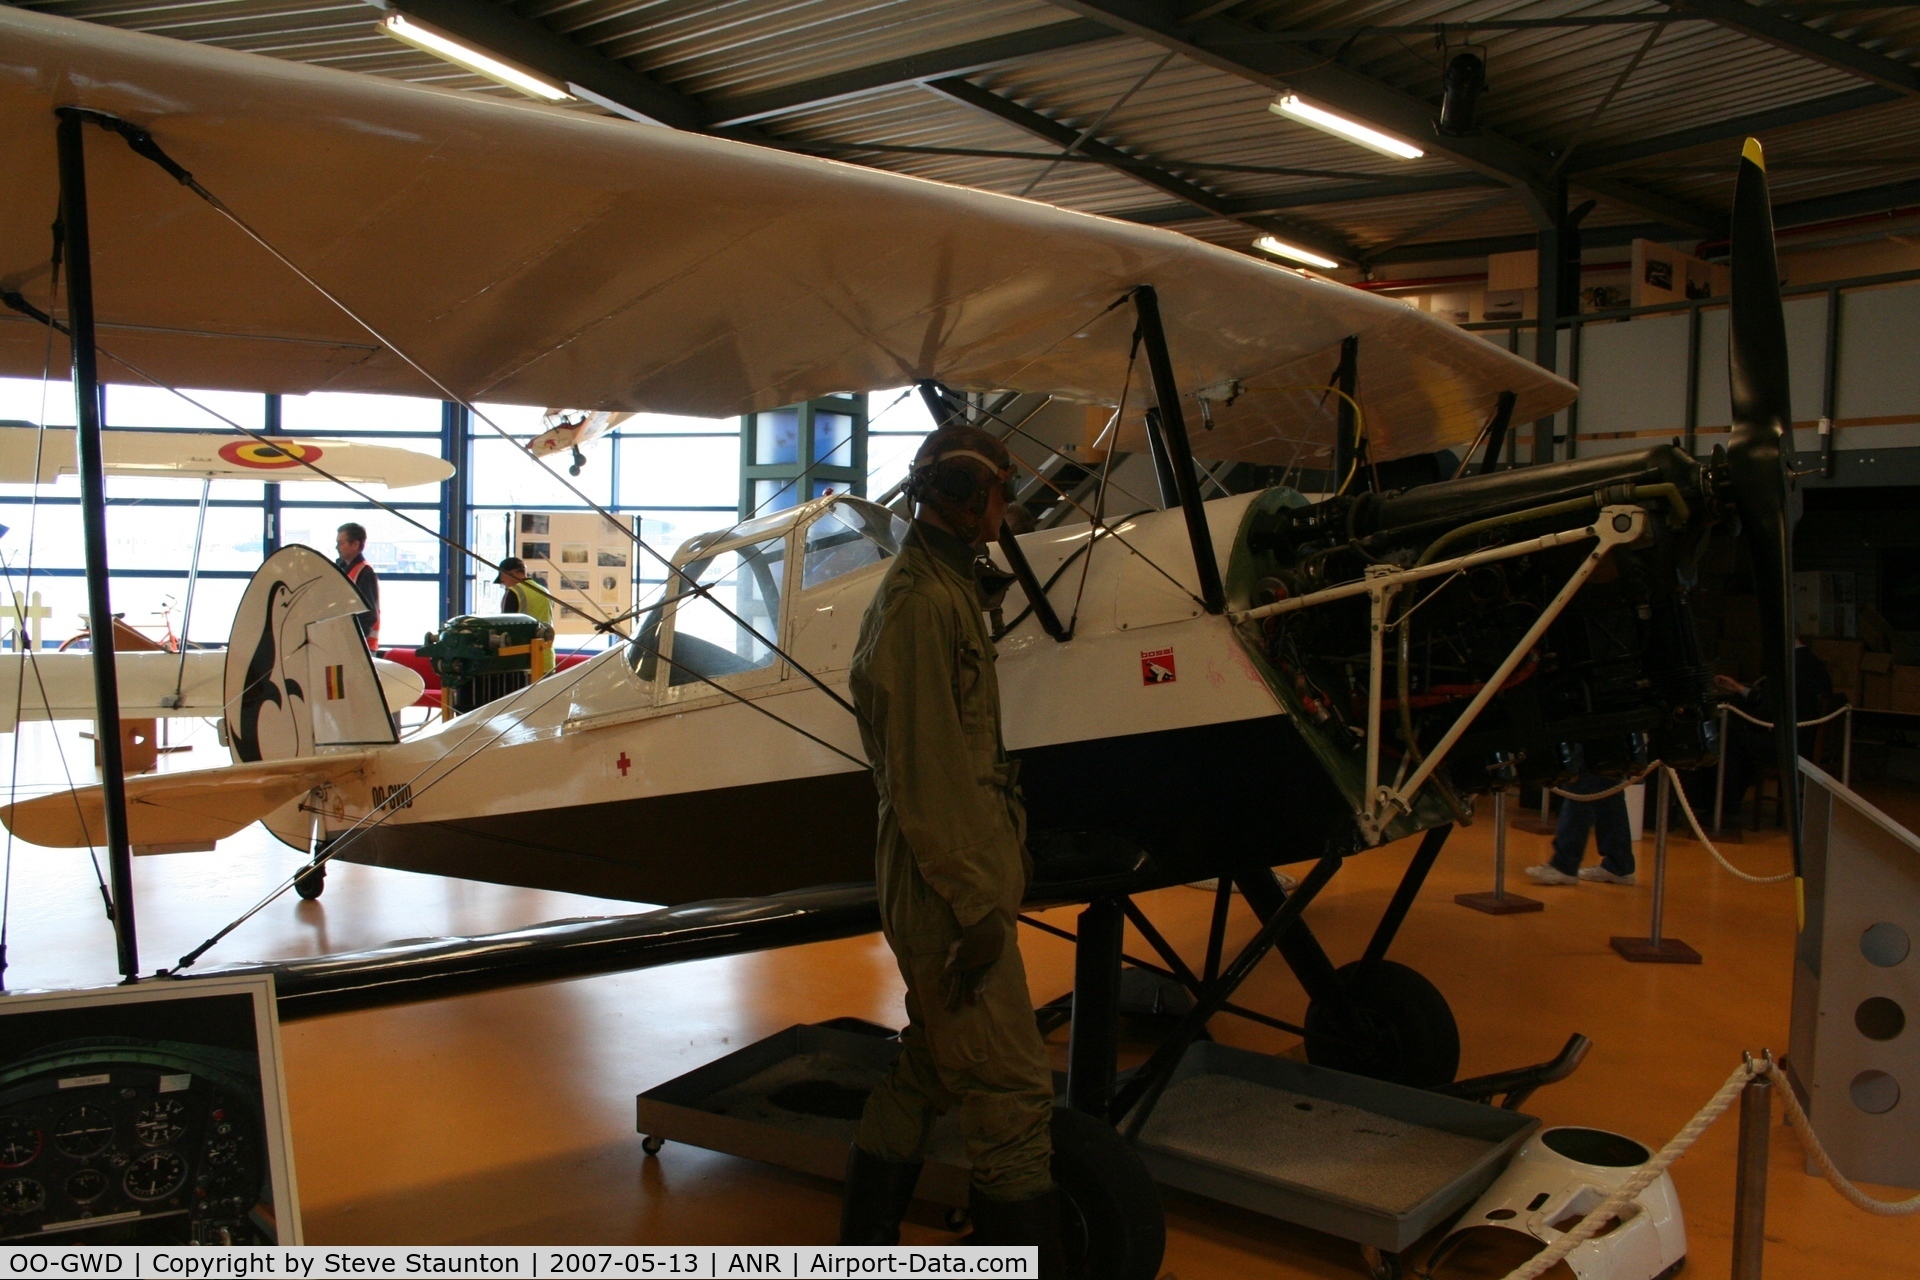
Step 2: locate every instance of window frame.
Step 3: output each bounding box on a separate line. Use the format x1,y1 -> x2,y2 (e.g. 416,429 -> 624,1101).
655,529 -> 795,705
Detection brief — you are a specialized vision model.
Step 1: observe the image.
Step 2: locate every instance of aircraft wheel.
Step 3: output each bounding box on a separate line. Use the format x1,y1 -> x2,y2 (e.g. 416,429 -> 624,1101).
1050,1106 -> 1164,1280
294,862 -> 327,901
1303,960 -> 1459,1088
641,1135 -> 665,1156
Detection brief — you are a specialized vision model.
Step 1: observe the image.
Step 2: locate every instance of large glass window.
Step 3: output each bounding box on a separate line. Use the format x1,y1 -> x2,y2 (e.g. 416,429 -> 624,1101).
741,396 -> 865,521
866,387 -> 937,499
465,406 -> 742,647
0,379 -> 445,656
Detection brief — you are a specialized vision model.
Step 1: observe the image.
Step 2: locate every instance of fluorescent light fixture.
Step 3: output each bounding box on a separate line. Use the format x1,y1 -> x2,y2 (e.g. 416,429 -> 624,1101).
1270,94 -> 1423,160
381,12 -> 572,102
1253,235 -> 1339,271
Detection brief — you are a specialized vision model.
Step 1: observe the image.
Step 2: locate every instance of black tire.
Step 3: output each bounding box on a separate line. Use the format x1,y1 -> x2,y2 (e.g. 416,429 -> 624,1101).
1304,960 -> 1459,1088
1049,1106 -> 1164,1280
294,862 -> 327,901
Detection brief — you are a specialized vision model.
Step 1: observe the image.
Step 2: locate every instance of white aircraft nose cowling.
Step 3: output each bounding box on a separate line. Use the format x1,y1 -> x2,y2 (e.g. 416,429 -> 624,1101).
1436,1125 -> 1686,1280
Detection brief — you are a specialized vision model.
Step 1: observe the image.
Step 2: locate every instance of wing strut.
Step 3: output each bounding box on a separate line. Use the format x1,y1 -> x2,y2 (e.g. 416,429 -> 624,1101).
55,107 -> 140,982
1131,287 -> 1226,615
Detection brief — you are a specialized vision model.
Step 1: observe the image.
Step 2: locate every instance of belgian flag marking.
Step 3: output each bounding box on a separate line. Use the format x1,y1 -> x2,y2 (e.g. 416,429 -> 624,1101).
325,664 -> 346,700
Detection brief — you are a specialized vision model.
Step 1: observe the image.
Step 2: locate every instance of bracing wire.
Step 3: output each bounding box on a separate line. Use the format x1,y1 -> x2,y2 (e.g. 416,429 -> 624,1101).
189,183 -> 854,721
0,292 -> 641,644
61,114 -> 859,726
0,260 -> 116,970
1237,383 -> 1370,496
169,612 -> 871,972
1068,332 -> 1140,633
929,379 -> 1207,608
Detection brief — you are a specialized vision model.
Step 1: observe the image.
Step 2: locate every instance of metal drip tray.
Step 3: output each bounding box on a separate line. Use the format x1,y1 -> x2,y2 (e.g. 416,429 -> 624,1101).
1128,1042 -> 1539,1252
635,1021 -> 974,1207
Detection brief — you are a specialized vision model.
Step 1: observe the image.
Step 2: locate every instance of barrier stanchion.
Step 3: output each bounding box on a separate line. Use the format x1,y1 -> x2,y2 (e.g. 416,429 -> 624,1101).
1730,1062 -> 1772,1280
1842,705 -> 1853,786
1456,788 -> 1544,915
1714,705 -> 1729,836
1611,768 -> 1702,963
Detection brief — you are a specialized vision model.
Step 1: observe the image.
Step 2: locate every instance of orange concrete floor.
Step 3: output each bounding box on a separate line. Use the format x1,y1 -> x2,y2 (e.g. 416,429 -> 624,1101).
2,719 -> 1917,1276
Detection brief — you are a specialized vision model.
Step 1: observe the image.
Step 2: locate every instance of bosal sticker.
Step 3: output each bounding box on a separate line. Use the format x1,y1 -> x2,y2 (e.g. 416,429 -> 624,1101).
218,439 -> 322,469
1141,648 -> 1177,685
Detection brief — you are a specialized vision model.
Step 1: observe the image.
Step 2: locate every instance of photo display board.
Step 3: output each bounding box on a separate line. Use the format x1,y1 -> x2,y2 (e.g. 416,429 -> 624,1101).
509,511 -> 637,636
0,974 -> 301,1245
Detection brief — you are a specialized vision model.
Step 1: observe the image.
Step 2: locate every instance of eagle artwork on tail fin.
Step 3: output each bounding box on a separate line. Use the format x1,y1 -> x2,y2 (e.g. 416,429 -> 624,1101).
233,578 -> 314,763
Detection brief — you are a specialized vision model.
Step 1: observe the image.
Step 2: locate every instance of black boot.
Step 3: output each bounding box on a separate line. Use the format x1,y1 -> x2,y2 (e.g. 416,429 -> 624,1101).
838,1144 -> 923,1245
967,1184 -> 1069,1277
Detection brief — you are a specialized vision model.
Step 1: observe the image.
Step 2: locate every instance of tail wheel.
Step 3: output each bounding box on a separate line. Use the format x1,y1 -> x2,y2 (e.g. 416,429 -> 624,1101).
1304,960 -> 1460,1088
1049,1106 -> 1164,1280
294,861 -> 327,901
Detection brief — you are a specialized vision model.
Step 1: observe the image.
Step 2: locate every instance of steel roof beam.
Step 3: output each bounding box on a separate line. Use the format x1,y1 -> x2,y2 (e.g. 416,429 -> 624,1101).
925,75 -> 1359,262
1567,85 -> 1902,171
1365,176 -> 1920,265
1665,0 -> 1920,95
1114,172 -> 1501,225
1364,223 -> 1692,267
705,20 -> 1116,126
1050,0 -> 1725,234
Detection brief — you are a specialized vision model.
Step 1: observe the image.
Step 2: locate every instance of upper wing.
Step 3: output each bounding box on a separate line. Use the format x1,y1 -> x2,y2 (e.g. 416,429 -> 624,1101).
0,752 -> 369,850
0,426 -> 453,487
0,9 -> 1573,464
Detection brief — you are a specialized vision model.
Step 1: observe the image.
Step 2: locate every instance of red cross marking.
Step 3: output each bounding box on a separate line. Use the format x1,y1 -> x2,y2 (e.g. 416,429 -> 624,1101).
616,752 -> 631,776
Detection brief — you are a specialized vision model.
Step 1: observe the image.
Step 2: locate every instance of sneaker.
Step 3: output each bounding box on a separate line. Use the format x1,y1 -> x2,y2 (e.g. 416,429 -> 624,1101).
1525,863 -> 1579,886
1578,866 -> 1637,885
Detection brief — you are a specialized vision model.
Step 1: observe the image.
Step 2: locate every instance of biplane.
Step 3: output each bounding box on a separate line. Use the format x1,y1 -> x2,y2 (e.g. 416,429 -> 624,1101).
0,10 -> 1807,1275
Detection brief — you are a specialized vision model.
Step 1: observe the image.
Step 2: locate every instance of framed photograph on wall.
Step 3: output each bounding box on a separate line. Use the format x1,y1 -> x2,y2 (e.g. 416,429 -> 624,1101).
0,974 -> 301,1245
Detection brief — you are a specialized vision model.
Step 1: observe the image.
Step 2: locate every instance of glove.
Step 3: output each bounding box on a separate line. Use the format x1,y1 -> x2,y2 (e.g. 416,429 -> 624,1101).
943,911 -> 1008,1011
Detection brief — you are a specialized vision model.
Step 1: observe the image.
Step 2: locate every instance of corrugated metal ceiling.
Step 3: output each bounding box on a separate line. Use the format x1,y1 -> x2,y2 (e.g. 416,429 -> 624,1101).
18,0 -> 1920,269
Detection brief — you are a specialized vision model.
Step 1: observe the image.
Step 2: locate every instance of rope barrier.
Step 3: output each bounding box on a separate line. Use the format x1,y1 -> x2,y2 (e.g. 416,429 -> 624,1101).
1768,1061 -> 1920,1216
1724,701 -> 1852,729
1660,764 -> 1794,885
1497,1056 -> 1920,1280
1540,761 -> 1792,885
1545,765 -> 1659,803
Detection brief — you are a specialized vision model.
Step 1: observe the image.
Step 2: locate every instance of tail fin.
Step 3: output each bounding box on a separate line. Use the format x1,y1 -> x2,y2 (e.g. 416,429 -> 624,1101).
225,545 -> 397,763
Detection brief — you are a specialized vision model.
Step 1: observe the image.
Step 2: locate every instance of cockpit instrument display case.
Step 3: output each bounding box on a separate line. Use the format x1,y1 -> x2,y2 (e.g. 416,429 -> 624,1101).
0,974 -> 300,1245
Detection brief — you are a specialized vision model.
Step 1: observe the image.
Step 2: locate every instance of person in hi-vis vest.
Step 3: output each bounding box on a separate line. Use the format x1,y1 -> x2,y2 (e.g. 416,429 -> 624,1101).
335,522 -> 380,651
495,557 -> 557,678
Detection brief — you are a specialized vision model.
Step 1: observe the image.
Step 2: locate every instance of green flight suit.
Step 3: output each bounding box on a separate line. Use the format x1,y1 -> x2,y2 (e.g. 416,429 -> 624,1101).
849,521 -> 1054,1202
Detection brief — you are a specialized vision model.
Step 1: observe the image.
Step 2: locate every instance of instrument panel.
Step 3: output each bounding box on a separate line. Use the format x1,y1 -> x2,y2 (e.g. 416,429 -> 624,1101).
0,1052 -> 272,1245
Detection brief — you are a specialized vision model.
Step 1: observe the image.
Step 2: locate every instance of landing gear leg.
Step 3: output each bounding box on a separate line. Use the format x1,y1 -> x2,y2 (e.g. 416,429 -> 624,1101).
297,822 -> 330,901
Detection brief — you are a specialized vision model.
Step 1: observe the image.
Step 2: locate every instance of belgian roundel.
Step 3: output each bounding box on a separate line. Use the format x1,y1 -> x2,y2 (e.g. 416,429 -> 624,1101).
217,439 -> 322,470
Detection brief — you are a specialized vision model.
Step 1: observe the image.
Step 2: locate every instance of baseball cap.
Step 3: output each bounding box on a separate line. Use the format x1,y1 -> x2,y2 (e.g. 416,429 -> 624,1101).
493,556 -> 526,584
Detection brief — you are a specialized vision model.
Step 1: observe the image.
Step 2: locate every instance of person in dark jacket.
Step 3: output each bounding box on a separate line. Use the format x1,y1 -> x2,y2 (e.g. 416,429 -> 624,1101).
1716,639 -> 1834,824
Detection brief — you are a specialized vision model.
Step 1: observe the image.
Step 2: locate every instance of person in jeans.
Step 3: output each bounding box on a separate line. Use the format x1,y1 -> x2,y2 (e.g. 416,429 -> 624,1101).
1527,748 -> 1637,886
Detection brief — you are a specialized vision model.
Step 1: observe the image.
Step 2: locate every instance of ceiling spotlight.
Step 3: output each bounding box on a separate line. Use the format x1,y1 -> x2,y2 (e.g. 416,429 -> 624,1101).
381,12 -> 573,102
1253,235 -> 1340,271
1270,93 -> 1424,161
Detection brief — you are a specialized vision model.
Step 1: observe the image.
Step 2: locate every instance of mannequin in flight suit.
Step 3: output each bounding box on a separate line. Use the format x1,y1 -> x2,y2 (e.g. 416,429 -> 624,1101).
839,425 -> 1064,1267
